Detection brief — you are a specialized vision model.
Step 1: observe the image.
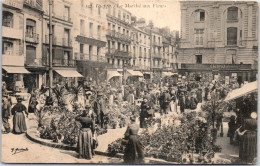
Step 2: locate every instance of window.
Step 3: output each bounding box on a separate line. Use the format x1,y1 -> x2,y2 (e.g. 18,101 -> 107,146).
123,29 -> 125,35
108,23 -> 111,30
139,47 -> 142,57
227,27 -> 237,45
80,19 -> 85,35
108,6 -> 111,15
89,45 -> 92,59
64,6 -> 70,21
227,7 -> 238,21
144,35 -> 146,44
200,11 -> 205,21
97,47 -> 100,60
195,29 -> 204,46
63,51 -> 70,65
126,45 -> 129,52
64,29 -> 70,46
123,13 -> 126,21
195,9 -> 205,22
144,48 -> 146,56
97,25 -> 101,39
133,60 -> 135,66
118,42 -> 121,50
80,44 -> 84,53
118,26 -> 121,33
2,11 -> 13,27
118,10 -> 121,19
126,30 -> 129,37
81,0 -> 84,8
158,37 -> 160,44
113,7 -> 116,16
90,2 -> 93,14
117,59 -> 120,65
26,45 -> 36,64
89,22 -> 93,37
112,24 -> 115,30
112,59 -> 114,65
127,15 -> 129,22
26,19 -> 36,38
98,6 -> 101,16
2,41 -> 13,55
196,55 -> 202,64
122,44 -> 125,51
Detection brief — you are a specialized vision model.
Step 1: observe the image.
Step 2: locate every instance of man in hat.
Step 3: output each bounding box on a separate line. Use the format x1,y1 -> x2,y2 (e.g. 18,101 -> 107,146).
160,88 -> 171,114
179,92 -> 185,113
2,93 -> 11,134
94,91 -> 105,128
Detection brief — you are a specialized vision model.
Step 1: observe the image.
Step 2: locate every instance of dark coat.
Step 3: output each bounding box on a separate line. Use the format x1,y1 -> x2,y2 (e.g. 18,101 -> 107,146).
2,98 -> 11,118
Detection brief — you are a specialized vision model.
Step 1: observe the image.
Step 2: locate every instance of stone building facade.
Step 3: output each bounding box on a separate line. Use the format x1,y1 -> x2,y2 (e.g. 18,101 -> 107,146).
178,1 -> 258,82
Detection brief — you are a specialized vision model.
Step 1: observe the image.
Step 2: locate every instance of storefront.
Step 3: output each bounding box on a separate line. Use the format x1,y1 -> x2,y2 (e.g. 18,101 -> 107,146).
178,64 -> 256,84
2,55 -> 31,92
52,68 -> 83,87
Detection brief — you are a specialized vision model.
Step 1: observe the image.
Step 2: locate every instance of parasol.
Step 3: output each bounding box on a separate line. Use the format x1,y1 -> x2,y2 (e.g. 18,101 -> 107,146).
224,81 -> 258,102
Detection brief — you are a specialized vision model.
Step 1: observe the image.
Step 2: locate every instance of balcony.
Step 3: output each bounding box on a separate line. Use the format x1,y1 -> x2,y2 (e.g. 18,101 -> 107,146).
45,35 -> 57,45
74,53 -> 90,61
153,53 -> 162,59
42,57 -> 75,67
25,58 -> 43,66
107,29 -> 116,37
52,58 -> 75,67
25,32 -> 39,43
116,50 -> 130,57
153,41 -> 163,47
62,38 -> 72,47
63,15 -> 72,22
2,26 -> 23,39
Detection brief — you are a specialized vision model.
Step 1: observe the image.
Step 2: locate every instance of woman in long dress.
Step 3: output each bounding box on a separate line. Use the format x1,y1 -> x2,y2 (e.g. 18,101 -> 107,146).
237,112 -> 257,163
75,105 -> 95,159
124,116 -> 144,164
12,98 -> 28,134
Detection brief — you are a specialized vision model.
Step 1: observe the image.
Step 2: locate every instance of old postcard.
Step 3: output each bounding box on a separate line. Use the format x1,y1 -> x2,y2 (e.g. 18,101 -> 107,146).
1,0 -> 258,164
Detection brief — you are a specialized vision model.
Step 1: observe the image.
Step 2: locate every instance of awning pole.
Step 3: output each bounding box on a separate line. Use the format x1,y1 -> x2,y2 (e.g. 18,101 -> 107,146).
49,0 -> 53,96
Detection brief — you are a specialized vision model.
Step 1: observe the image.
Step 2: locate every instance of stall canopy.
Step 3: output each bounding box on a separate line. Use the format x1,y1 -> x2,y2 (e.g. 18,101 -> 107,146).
162,72 -> 177,77
2,66 -> 31,74
107,70 -> 122,81
55,69 -> 83,77
224,81 -> 258,102
126,70 -> 143,77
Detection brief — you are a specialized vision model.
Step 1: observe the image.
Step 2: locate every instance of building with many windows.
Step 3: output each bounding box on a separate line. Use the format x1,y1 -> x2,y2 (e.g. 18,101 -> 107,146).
42,0 -> 80,86
2,0 -> 27,91
105,0 -> 132,69
131,26 -> 151,72
178,1 -> 258,82
72,0 -> 107,83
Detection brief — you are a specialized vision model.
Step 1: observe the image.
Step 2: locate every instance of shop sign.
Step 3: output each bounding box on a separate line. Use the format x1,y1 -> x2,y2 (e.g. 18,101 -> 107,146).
181,64 -> 251,70
3,0 -> 23,9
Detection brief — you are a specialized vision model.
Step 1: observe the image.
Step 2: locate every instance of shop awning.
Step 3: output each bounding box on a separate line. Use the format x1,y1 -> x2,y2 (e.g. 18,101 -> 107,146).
55,69 -> 83,77
126,70 -> 143,77
107,70 -> 122,81
225,81 -> 258,102
162,72 -> 177,77
2,66 -> 31,74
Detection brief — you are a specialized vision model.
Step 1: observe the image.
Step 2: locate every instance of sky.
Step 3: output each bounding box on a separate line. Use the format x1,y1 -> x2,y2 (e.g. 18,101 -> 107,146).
118,0 -> 181,31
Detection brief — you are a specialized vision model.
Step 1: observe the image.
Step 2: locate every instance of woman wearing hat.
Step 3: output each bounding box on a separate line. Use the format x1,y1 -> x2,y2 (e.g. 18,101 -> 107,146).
123,116 -> 144,164
75,105 -> 95,159
11,97 -> 28,134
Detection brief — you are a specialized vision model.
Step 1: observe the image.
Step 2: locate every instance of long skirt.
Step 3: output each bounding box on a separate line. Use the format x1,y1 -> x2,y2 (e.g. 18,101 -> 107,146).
77,128 -> 94,159
124,135 -> 144,164
13,112 -> 27,134
239,131 -> 257,163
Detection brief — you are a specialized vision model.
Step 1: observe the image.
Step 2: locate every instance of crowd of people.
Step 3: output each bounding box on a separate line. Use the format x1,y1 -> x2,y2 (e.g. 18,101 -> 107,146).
1,75 -> 257,163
